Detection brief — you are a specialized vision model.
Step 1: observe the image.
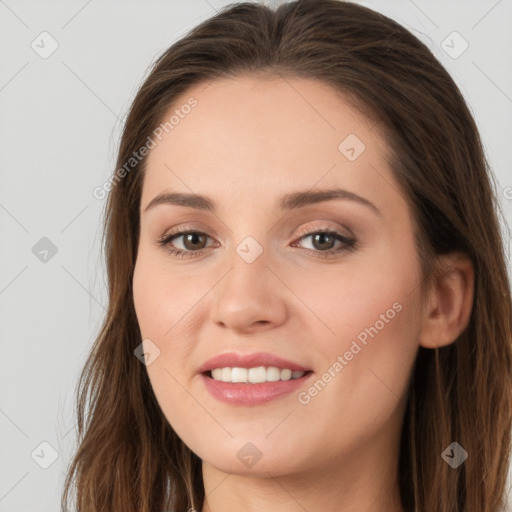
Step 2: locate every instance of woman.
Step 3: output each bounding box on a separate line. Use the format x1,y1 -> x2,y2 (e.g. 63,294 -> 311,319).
61,1 -> 512,511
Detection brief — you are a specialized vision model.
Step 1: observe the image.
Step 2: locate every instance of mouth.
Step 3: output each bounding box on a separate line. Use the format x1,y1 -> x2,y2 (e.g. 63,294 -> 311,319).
197,351 -> 314,405
199,366 -> 314,406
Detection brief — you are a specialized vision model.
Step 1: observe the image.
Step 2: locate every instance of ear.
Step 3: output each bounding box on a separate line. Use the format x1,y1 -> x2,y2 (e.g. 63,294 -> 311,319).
419,253 -> 475,349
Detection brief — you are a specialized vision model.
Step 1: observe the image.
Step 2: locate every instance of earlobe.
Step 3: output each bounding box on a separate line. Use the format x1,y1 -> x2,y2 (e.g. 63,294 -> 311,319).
419,253 -> 475,349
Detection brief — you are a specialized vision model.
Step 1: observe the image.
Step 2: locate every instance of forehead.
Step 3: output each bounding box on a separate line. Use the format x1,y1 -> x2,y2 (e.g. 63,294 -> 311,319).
141,74 -> 399,212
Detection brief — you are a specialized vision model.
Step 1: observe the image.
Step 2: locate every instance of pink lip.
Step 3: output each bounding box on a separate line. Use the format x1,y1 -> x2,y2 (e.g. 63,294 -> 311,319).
197,351 -> 313,406
197,351 -> 311,374
199,372 -> 314,406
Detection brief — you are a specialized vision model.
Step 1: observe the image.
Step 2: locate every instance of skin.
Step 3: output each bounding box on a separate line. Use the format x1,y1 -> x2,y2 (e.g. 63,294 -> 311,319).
132,74 -> 474,512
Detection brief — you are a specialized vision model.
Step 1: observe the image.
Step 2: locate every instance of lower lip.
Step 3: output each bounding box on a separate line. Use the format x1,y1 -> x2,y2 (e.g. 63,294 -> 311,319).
200,372 -> 313,406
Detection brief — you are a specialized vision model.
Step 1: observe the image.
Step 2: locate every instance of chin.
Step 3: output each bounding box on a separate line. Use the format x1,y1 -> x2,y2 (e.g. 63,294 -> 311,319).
196,437 -> 311,477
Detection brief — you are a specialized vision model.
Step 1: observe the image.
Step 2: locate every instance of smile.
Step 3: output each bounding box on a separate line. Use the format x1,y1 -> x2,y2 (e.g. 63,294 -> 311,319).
210,366 -> 307,383
200,368 -> 314,406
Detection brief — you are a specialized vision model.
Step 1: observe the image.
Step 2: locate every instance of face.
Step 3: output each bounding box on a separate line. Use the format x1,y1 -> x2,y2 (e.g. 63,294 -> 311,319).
132,74 -> 424,479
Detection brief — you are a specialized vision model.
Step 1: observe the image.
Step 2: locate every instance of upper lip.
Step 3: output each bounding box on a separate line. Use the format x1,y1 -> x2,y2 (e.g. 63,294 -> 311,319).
197,351 -> 311,374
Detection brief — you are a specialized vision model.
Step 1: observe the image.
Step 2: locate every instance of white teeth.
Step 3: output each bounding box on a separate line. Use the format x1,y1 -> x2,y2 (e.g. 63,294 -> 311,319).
231,367 -> 247,383
248,366 -> 267,383
266,366 -> 281,381
212,368 -> 222,380
209,366 -> 307,383
281,369 -> 292,381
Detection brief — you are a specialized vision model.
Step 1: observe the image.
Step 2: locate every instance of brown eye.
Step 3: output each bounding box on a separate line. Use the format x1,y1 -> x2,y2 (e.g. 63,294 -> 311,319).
158,230 -> 215,259
310,232 -> 337,251
180,232 -> 208,251
292,227 -> 356,259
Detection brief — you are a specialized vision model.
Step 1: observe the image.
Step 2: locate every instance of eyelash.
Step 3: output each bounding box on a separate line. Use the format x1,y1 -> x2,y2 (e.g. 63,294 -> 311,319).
157,224 -> 357,260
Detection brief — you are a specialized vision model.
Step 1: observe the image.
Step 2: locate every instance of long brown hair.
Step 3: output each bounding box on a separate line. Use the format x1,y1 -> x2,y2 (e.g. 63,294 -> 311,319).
61,1 -> 512,510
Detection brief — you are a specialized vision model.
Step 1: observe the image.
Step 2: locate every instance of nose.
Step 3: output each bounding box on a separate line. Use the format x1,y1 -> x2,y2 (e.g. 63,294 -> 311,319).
209,249 -> 288,334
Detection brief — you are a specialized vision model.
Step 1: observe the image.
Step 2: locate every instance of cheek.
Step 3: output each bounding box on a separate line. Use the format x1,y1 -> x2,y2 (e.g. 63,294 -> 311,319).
295,262 -> 421,431
132,247 -> 206,386
132,244 -> 199,340
132,258 -> 164,339
133,252 -> 202,433
296,248 -> 419,345
294,247 -> 422,403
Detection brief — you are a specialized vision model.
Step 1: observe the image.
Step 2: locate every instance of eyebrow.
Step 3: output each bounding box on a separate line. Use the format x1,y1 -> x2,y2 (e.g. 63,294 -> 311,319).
143,187 -> 381,216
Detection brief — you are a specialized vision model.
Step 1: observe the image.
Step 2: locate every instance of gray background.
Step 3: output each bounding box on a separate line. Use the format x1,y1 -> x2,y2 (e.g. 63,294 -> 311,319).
0,0 -> 511,510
